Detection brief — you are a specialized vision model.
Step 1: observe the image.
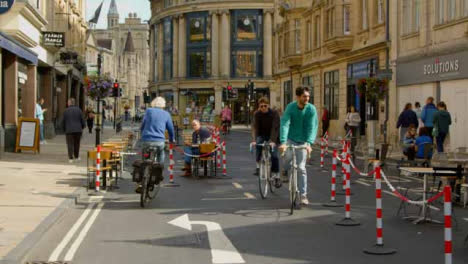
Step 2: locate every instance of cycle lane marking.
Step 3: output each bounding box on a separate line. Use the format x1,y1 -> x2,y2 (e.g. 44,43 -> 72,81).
232,182 -> 243,189
48,202 -> 96,261
243,192 -> 255,199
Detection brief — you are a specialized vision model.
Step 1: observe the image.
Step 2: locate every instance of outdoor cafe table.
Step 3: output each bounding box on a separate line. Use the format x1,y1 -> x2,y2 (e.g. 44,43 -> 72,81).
398,167 -> 456,224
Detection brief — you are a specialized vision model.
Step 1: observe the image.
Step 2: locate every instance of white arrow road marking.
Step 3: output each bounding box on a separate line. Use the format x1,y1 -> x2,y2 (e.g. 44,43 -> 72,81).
64,202 -> 105,261
169,214 -> 245,264
48,203 -> 96,261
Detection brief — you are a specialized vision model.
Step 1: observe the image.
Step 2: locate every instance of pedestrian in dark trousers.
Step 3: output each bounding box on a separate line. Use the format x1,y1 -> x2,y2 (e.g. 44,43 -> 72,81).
85,106 -> 95,134
62,98 -> 85,163
321,106 -> 329,137
397,103 -> 419,143
421,96 -> 437,136
433,101 -> 452,153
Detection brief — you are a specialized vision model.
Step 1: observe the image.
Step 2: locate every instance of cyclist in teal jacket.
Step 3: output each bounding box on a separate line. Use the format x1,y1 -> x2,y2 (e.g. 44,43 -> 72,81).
279,86 -> 318,205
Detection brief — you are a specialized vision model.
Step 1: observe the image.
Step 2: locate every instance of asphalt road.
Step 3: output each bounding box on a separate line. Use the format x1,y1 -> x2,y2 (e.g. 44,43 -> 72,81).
24,130 -> 468,264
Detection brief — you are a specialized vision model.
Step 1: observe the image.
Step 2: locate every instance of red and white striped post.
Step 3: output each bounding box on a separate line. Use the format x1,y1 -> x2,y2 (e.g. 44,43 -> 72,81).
336,153 -> 360,226
363,165 -> 396,255
444,185 -> 452,264
95,145 -> 101,192
338,142 -> 348,193
169,143 -> 174,183
325,131 -> 329,155
323,149 -> 342,207
217,129 -> 221,169
320,140 -> 325,168
222,141 -> 227,176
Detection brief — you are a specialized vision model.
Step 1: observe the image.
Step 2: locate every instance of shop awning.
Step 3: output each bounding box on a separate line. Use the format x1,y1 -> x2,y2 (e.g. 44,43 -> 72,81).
0,32 -> 38,65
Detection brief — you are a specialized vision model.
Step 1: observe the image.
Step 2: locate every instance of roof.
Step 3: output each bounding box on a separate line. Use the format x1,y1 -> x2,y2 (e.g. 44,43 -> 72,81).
108,0 -> 119,16
123,31 -> 135,52
96,39 -> 113,50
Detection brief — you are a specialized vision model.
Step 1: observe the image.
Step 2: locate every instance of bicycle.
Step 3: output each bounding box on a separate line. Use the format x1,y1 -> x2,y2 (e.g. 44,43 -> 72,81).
222,120 -> 231,135
251,142 -> 276,199
139,145 -> 163,208
282,144 -> 310,215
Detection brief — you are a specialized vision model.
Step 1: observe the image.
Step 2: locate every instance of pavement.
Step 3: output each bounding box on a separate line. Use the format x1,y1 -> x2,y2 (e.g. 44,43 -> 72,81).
0,124 -> 128,264
1,127 -> 468,263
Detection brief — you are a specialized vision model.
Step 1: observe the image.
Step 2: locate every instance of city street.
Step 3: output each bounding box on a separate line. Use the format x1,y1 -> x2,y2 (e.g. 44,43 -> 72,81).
21,129 -> 468,264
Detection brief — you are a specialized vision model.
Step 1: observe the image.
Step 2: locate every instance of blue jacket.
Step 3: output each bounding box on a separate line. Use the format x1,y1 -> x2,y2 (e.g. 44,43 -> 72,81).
421,103 -> 437,127
141,108 -> 175,142
397,109 -> 418,129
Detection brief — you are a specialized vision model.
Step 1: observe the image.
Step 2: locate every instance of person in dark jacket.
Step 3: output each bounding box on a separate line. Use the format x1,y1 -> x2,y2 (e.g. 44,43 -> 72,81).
62,98 -> 85,163
421,96 -> 438,135
251,97 -> 281,187
181,120 -> 212,177
397,103 -> 419,143
433,101 -> 452,153
321,106 -> 330,137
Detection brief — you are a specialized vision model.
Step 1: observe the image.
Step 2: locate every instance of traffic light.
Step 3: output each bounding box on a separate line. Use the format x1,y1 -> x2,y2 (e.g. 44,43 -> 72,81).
119,88 -> 123,97
97,54 -> 102,75
112,82 -> 119,97
227,84 -> 233,99
248,80 -> 254,98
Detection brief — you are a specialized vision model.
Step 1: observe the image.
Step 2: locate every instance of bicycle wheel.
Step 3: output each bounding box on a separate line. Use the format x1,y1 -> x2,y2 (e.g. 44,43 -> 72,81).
140,166 -> 151,208
146,168 -> 161,200
258,159 -> 269,199
266,159 -> 275,194
289,168 -> 298,215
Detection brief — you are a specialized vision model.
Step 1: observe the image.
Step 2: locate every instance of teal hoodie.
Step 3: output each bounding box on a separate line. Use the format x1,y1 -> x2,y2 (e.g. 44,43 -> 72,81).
280,102 -> 318,145
433,110 -> 452,134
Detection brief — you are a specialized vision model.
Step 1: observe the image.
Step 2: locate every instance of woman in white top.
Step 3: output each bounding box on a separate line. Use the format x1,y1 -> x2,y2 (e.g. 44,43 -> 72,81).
345,106 -> 361,155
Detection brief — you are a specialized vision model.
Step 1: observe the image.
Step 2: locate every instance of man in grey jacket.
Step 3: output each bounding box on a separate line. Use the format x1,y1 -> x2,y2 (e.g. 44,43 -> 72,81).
62,98 -> 85,163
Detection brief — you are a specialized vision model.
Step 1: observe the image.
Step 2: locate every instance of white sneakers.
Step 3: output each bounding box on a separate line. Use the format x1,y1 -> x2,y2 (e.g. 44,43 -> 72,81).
68,159 -> 73,163
300,195 -> 309,205
76,157 -> 81,161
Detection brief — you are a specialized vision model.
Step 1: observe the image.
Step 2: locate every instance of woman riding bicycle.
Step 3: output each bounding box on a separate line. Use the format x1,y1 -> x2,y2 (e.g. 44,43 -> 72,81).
220,105 -> 232,134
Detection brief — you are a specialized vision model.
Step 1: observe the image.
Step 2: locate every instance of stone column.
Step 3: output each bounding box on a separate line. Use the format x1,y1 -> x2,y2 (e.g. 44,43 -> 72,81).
211,11 -> 220,78
220,10 -> 230,77
172,87 -> 179,110
173,16 -> 179,79
22,65 -> 37,119
178,14 -> 186,79
263,9 -> 273,77
4,53 -> 18,152
42,68 -> 55,138
214,84 -> 223,114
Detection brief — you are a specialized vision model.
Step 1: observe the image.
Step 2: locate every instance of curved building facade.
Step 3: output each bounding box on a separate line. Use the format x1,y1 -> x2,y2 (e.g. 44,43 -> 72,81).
149,0 -> 275,124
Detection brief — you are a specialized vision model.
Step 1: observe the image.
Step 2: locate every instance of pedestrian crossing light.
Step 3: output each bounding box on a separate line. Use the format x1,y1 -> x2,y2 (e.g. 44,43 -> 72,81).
113,81 -> 119,97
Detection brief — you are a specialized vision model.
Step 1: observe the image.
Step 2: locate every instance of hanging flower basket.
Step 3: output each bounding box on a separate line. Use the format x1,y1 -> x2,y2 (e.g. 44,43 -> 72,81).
357,77 -> 389,101
85,75 -> 113,101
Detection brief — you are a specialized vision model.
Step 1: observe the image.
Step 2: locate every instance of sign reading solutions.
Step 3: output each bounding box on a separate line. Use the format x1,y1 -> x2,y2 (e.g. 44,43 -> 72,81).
0,0 -> 15,15
397,50 -> 468,86
43,32 -> 65,47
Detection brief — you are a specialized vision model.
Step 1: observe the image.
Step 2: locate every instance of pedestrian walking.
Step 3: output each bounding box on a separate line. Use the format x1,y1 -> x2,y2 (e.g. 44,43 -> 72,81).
421,96 -> 437,136
35,98 -> 47,144
433,101 -> 452,153
345,105 -> 361,154
62,98 -> 85,163
322,106 -> 330,137
414,102 -> 423,129
85,106 -> 95,134
397,103 -> 419,143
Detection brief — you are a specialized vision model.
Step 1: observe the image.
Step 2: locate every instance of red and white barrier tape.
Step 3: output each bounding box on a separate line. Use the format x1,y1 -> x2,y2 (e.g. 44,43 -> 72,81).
348,158 -> 377,177
96,145 -> 101,191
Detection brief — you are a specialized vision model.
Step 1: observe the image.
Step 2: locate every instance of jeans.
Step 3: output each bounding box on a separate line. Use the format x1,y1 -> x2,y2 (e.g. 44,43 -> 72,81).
141,141 -> 165,164
282,140 -> 308,195
184,147 -> 200,164
40,122 -> 44,141
436,132 -> 447,153
256,136 -> 279,173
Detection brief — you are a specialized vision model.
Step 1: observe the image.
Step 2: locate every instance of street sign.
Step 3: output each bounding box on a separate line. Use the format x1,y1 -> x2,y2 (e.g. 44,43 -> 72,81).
43,32 -> 65,47
0,0 -> 15,15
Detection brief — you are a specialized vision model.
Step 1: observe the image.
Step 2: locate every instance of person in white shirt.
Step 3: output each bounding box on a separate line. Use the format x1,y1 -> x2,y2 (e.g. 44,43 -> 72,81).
35,98 -> 47,144
345,106 -> 361,156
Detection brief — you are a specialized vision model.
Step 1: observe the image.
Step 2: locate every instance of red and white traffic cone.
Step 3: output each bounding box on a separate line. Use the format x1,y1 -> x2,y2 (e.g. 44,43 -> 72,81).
336,153 -> 360,226
95,145 -> 101,192
363,165 -> 396,255
444,185 -> 452,264
323,149 -> 342,207
165,143 -> 180,187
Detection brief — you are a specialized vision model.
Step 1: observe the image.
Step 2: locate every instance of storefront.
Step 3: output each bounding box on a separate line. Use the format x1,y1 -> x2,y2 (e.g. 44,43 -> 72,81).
397,49 -> 468,149
179,88 -> 215,122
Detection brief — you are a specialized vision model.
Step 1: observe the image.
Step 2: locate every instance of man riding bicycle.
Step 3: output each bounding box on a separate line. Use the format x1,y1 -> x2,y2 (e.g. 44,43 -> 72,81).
279,87 -> 318,205
137,97 -> 175,192
251,97 -> 281,188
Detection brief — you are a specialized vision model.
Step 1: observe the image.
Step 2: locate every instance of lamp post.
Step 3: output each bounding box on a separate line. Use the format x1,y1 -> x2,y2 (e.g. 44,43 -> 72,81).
95,51 -> 102,146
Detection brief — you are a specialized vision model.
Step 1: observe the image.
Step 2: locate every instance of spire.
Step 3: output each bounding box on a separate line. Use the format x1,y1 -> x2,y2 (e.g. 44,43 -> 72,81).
108,0 -> 119,16
124,31 -> 135,53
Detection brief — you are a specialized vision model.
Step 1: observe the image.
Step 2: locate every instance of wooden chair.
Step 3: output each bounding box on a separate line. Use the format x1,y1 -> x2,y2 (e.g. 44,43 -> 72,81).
87,150 -> 113,191
197,143 -> 217,178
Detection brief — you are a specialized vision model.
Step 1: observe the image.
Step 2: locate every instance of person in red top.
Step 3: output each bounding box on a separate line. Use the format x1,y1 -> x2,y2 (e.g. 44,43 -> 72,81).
220,105 -> 232,134
321,106 -> 330,137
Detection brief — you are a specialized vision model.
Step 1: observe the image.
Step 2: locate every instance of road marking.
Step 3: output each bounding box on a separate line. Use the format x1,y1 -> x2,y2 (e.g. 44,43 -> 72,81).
64,202 -> 105,261
232,182 -> 243,189
464,218 -> 468,222
169,214 -> 245,264
48,203 -> 96,261
356,180 -> 371,186
243,192 -> 255,199
202,197 -> 254,201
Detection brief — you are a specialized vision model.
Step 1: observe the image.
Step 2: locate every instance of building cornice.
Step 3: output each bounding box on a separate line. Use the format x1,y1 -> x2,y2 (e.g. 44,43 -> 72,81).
13,2 -> 48,30
3,29 -> 37,48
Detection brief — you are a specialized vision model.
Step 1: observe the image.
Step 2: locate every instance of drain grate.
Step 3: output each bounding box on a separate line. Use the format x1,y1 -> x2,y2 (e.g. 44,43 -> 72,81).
26,262 -> 71,264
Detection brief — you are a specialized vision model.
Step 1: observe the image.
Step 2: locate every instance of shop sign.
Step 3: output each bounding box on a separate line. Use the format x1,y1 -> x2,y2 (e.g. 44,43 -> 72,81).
60,52 -> 78,64
397,50 -> 468,86
0,0 -> 14,15
43,32 -> 65,47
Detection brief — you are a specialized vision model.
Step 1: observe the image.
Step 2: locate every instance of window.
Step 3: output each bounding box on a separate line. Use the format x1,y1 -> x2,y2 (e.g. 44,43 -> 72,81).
314,16 -> 321,48
448,0 -> 456,21
302,76 -> 315,104
327,6 -> 335,38
187,12 -> 211,78
306,21 -> 312,51
279,35 -> 283,57
153,24 -> 158,81
377,0 -> 384,24
164,0 -> 173,8
438,0 -> 445,24
163,18 -> 173,80
294,19 -> 301,54
343,5 -> 351,35
284,80 -> 292,109
464,0 -> 468,17
362,0 -> 368,30
402,0 -> 420,34
324,70 -> 339,120
231,10 -> 263,78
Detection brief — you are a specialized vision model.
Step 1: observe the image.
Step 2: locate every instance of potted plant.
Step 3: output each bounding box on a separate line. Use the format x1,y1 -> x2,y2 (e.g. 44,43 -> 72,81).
357,77 -> 389,101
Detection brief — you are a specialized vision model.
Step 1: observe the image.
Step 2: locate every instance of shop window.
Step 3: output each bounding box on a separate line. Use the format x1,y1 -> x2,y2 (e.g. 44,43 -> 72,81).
232,50 -> 261,78
187,12 -> 211,78
284,80 -> 292,109
302,76 -> 314,104
188,51 -> 211,78
163,18 -> 173,80
324,70 -> 339,120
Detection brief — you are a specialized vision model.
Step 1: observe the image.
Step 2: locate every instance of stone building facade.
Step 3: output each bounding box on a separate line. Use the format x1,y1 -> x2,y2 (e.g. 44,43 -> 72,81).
149,0 -> 275,124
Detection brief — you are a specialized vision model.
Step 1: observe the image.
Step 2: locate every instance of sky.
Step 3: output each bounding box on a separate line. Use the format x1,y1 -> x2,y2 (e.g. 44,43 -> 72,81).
86,0 -> 151,29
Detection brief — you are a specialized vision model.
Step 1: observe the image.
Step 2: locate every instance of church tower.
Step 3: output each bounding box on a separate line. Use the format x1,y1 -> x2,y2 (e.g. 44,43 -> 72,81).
107,0 -> 119,29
